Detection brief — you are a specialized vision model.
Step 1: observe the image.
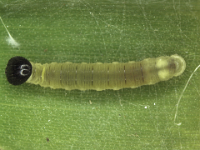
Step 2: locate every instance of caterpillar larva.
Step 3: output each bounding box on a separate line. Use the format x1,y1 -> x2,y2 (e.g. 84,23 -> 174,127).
5,55 -> 186,91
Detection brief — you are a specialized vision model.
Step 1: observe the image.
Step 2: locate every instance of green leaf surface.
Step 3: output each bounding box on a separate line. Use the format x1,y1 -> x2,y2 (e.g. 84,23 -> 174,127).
0,0 -> 199,150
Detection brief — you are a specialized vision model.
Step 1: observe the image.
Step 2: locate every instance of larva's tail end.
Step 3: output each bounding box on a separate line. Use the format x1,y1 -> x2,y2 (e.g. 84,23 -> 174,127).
5,56 -> 32,85
171,54 -> 186,77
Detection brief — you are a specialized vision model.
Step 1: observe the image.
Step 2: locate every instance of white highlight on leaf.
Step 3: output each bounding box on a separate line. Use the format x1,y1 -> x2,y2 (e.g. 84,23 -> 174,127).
0,16 -> 20,48
174,64 -> 200,126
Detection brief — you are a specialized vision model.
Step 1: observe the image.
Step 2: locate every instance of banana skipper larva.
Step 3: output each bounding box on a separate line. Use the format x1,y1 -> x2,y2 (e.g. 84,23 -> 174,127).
5,55 -> 186,91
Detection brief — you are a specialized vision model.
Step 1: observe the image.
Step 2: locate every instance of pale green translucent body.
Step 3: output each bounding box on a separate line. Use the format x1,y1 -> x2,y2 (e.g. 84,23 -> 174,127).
26,54 -> 186,91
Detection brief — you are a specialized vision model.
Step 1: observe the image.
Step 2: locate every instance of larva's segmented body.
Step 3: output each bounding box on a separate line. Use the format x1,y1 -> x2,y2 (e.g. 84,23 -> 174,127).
25,54 -> 186,91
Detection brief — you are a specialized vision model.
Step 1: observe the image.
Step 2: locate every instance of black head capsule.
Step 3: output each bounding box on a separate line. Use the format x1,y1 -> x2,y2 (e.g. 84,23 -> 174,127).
5,56 -> 32,85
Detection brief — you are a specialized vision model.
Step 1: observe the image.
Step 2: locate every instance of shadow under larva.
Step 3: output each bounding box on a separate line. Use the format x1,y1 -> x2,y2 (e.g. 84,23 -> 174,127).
5,55 -> 186,91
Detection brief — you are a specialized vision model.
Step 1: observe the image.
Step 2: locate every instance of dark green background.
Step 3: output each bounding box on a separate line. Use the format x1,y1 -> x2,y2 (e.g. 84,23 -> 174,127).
0,0 -> 199,150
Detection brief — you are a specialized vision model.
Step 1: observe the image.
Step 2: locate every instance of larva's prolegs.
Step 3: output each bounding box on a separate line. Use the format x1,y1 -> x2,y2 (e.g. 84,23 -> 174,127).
171,54 -> 186,77
6,54 -> 186,91
155,54 -> 186,81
